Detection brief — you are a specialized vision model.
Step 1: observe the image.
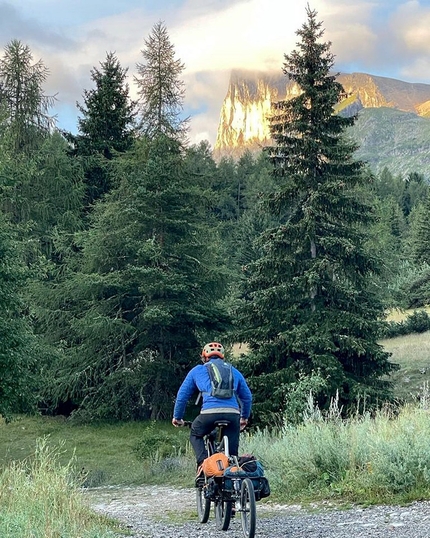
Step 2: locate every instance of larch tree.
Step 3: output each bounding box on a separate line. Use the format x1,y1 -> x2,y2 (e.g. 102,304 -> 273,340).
42,135 -> 230,420
134,21 -> 188,140
0,213 -> 36,419
0,39 -> 55,153
236,6 -> 397,424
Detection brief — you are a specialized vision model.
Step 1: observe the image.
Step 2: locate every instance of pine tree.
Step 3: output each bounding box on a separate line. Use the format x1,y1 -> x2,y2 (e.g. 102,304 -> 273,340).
70,52 -> 136,204
134,21 -> 188,140
236,6 -> 396,423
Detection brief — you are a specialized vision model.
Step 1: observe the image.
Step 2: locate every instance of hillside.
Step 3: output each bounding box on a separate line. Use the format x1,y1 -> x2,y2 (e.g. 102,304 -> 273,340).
351,107 -> 430,177
213,70 -> 430,179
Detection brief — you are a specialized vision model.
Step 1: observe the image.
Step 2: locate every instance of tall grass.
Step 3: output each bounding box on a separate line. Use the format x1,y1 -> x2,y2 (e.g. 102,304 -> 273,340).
0,438 -> 117,538
240,393 -> 430,505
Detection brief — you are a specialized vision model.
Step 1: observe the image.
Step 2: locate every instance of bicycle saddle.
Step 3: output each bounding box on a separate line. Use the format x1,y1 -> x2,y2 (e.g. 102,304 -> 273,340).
214,420 -> 230,427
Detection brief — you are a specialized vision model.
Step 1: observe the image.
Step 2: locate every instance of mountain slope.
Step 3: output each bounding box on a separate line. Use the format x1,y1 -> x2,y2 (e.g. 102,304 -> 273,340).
213,70 -> 430,179
351,107 -> 430,177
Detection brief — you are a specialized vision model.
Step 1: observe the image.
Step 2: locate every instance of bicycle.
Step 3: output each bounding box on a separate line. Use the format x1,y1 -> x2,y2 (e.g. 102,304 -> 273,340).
183,419 -> 257,538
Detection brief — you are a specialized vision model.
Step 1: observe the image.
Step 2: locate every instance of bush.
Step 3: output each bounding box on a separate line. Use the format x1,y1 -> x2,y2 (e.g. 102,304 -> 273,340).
132,421 -> 188,461
405,310 -> 430,333
382,310 -> 430,338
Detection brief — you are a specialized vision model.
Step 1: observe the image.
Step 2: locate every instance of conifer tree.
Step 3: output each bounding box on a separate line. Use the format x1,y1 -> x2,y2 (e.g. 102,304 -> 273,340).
70,52 -> 136,204
236,6 -> 396,423
134,21 -> 188,140
0,40 -> 55,152
42,135 -> 229,420
0,213 -> 36,419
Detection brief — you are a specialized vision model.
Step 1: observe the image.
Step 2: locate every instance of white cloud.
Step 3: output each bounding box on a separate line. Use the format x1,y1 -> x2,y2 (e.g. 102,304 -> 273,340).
391,1 -> 430,54
2,0 -> 429,145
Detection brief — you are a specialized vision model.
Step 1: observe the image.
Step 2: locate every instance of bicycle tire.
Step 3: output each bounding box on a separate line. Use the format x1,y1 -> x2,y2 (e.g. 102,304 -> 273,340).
240,478 -> 256,538
214,498 -> 233,531
196,486 -> 211,523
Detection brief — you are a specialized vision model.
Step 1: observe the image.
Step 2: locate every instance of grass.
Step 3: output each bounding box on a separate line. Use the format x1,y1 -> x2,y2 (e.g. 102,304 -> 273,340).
382,331 -> 430,402
0,416 -> 192,487
240,402 -> 430,505
0,438 -> 119,537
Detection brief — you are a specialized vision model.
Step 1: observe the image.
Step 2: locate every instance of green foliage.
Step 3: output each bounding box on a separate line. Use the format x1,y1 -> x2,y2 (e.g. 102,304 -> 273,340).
383,310 -> 430,338
132,421 -> 189,460
242,402 -> 430,504
41,135 -> 230,420
135,21 -> 187,140
0,437 -> 117,538
236,6 -> 396,423
0,214 -> 36,419
70,51 -> 136,205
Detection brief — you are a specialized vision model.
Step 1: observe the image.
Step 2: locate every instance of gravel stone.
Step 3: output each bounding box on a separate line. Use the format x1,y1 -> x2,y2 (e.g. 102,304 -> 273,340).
84,485 -> 430,537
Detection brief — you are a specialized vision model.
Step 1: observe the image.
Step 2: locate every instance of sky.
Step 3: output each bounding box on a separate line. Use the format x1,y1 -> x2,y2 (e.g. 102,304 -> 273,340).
1,0 -> 430,146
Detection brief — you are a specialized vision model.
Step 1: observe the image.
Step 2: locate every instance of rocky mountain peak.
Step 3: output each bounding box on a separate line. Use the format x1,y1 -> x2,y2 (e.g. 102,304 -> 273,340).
213,70 -> 430,162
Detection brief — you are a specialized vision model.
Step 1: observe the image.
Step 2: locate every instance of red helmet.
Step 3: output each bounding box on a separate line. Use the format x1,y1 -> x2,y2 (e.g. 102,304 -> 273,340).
201,342 -> 225,361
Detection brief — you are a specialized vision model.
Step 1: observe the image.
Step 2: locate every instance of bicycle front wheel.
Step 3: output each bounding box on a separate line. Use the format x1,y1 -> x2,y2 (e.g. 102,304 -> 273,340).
196,486 -> 211,523
214,499 -> 233,531
240,478 -> 256,538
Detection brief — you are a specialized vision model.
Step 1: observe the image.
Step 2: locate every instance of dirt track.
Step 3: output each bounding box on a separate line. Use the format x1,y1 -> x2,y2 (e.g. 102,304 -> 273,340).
85,485 -> 430,537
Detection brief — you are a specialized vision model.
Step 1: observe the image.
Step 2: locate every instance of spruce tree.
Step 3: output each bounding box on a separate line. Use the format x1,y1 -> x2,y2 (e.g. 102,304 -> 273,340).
70,52 -> 136,205
134,21 -> 188,140
236,6 -> 396,423
42,135 -> 230,420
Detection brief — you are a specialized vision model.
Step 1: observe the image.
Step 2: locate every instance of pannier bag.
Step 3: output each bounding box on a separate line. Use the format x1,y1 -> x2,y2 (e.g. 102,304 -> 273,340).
224,454 -> 271,499
201,452 -> 229,477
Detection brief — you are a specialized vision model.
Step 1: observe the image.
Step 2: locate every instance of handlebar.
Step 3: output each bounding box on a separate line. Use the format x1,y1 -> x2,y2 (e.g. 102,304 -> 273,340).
173,419 -> 247,431
182,420 -> 193,427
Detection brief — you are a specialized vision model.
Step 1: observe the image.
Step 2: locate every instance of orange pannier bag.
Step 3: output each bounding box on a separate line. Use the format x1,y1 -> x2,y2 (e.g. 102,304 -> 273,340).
201,453 -> 229,477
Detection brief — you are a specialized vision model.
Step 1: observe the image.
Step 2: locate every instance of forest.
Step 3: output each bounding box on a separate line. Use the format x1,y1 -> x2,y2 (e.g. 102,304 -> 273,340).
1,10 -> 430,427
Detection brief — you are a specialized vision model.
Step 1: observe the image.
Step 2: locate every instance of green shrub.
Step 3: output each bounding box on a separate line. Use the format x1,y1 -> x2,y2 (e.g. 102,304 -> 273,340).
132,421 -> 188,460
405,310 -> 430,333
241,401 -> 430,504
383,310 -> 430,338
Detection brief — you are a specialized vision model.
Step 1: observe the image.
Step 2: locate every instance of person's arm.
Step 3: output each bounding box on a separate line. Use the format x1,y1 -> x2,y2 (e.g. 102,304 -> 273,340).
235,370 -> 252,426
172,369 -> 197,426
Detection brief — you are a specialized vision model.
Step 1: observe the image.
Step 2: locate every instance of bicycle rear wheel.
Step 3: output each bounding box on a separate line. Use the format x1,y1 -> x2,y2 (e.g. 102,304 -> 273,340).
214,498 -> 233,531
196,487 -> 211,523
240,478 -> 256,538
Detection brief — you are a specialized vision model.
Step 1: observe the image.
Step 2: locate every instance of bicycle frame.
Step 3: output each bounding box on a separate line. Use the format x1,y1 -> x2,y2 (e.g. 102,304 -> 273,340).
181,419 -> 256,538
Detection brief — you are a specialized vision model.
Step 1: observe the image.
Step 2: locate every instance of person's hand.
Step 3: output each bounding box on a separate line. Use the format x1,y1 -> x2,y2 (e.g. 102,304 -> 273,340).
172,418 -> 184,427
240,418 -> 248,431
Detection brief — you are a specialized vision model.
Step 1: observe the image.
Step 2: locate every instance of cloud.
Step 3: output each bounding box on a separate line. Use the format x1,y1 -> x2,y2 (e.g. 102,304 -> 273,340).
1,0 -> 429,146
388,1 -> 430,80
0,2 -> 76,51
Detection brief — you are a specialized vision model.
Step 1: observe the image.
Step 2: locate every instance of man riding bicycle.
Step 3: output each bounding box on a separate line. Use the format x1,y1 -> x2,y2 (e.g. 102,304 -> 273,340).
172,342 -> 252,469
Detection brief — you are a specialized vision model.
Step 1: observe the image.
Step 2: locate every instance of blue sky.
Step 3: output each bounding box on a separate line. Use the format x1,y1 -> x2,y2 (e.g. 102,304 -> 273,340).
1,0 -> 430,146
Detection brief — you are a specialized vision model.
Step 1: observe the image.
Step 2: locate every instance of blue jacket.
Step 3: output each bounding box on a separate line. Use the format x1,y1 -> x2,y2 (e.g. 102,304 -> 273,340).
173,359 -> 252,420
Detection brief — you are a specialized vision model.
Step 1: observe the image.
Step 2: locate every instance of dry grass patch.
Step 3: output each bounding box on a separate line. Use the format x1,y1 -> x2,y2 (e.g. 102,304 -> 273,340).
381,331 -> 430,402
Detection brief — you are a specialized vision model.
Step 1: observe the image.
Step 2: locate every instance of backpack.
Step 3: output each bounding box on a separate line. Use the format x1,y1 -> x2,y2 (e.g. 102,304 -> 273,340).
206,358 -> 234,399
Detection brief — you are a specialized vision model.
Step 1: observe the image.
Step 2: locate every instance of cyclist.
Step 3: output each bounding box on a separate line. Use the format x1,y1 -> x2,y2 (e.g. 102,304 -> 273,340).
172,342 -> 252,469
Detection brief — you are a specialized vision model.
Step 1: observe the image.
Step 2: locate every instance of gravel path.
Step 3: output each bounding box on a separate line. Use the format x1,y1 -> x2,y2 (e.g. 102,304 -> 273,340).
85,485 -> 430,537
